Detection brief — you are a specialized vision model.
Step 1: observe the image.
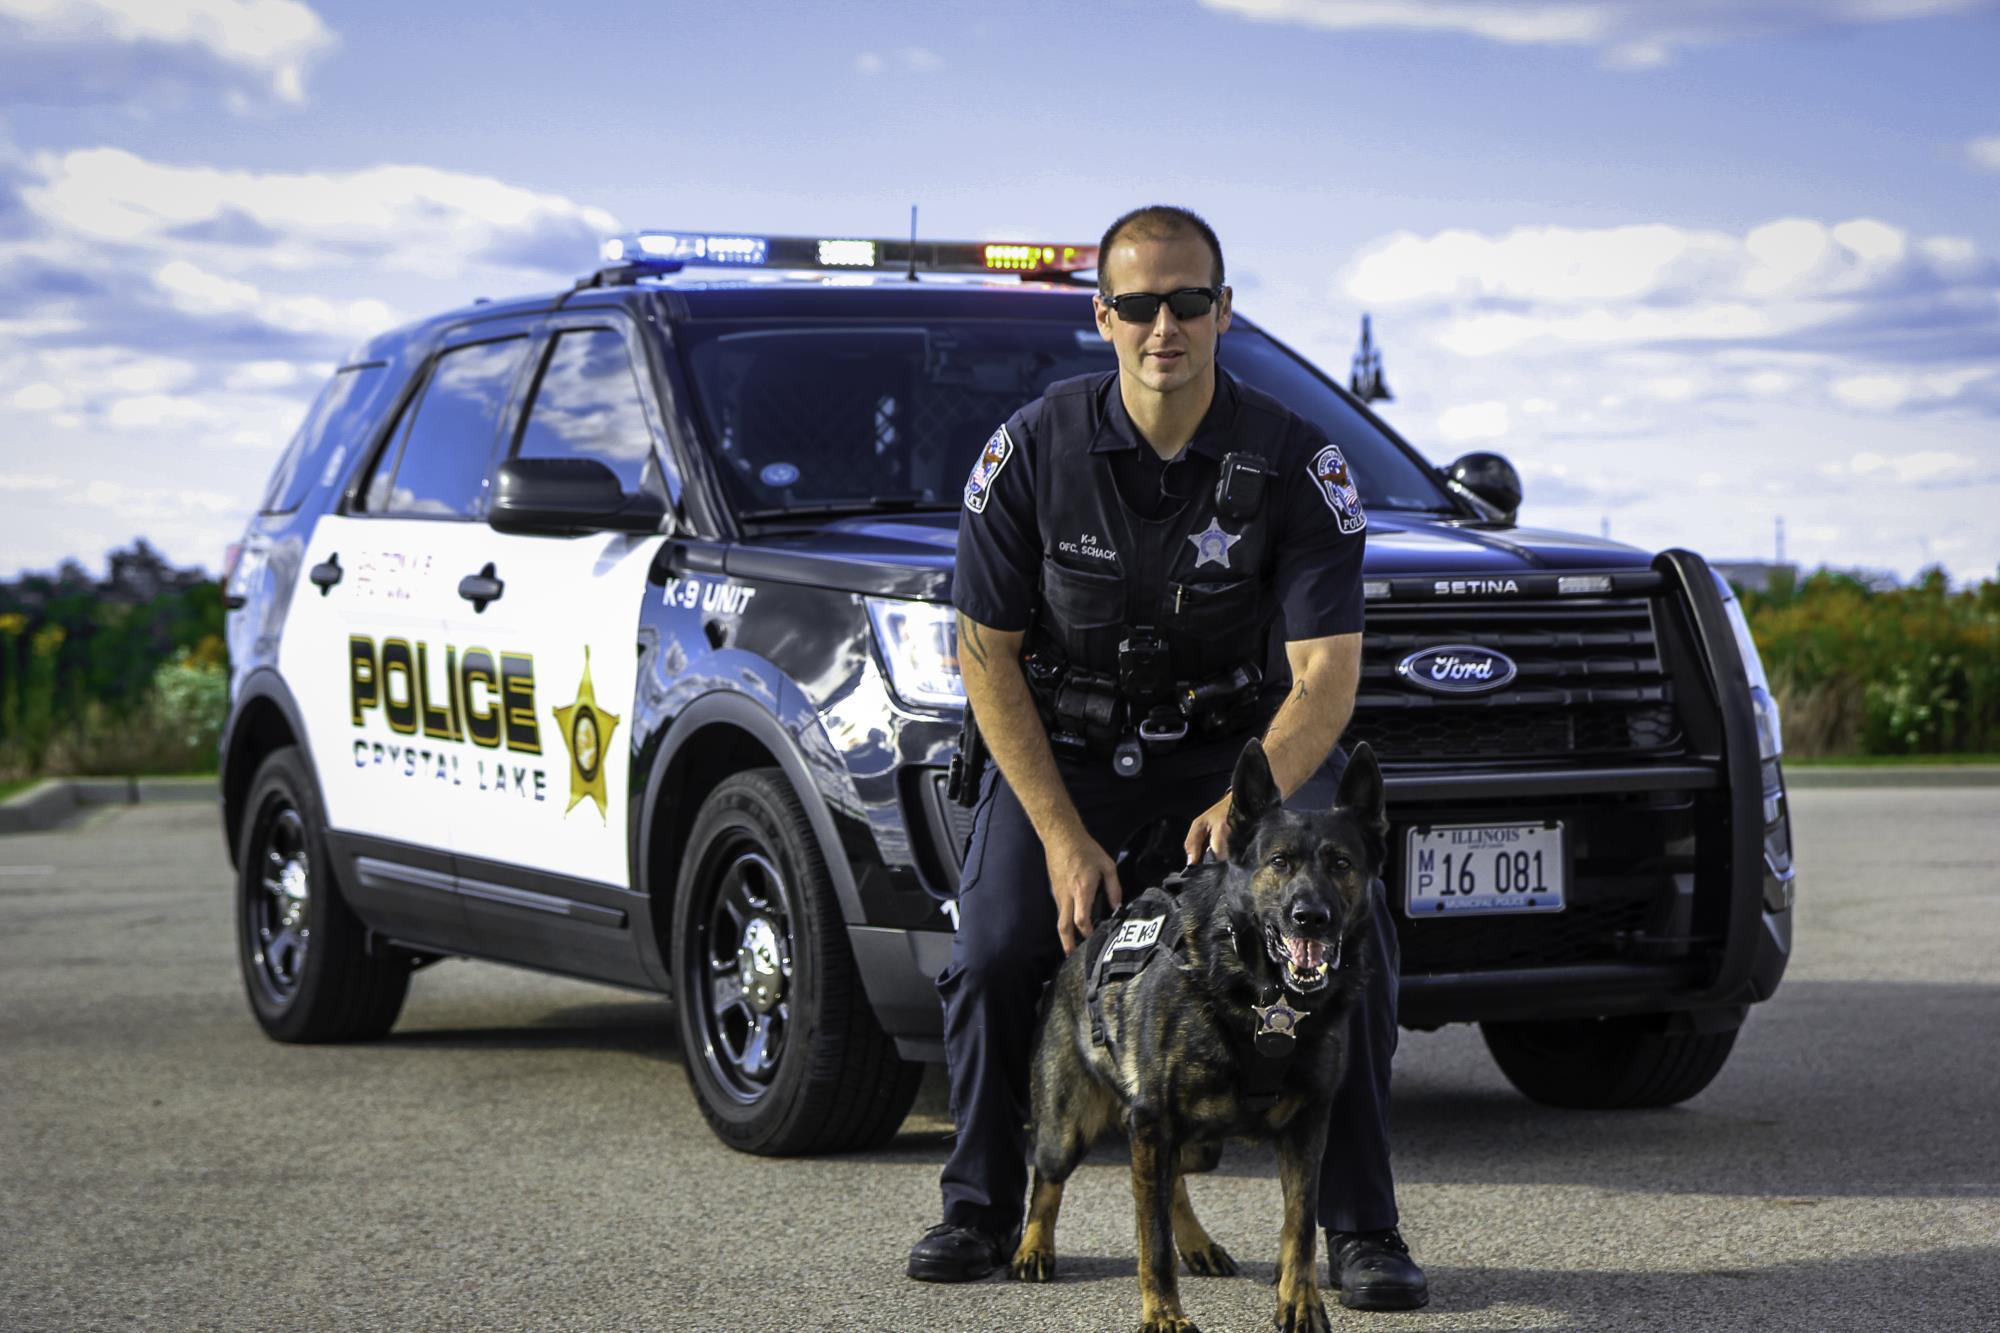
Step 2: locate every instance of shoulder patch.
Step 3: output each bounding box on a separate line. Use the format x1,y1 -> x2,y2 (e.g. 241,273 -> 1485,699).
1108,915 -> 1164,952
1309,443 -> 1367,534
963,424 -> 1014,514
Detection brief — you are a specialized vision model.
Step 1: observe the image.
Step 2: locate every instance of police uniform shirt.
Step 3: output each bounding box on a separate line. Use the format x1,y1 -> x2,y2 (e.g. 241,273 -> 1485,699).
954,368 -> 1365,659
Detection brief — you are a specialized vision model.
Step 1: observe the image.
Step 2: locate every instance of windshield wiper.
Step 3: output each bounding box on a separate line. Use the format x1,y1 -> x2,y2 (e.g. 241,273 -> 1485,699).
737,494 -> 957,521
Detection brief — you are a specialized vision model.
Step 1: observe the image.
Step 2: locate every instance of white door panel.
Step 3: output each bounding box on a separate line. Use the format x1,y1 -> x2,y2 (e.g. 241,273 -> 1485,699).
426,523 -> 663,889
278,514 -> 463,855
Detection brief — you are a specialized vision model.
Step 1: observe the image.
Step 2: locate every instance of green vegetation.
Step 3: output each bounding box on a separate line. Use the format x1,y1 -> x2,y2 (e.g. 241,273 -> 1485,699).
1741,567 -> 2000,759
3,541 -> 1993,781
1784,752 -> 2000,768
0,542 -> 228,783
0,777 -> 37,803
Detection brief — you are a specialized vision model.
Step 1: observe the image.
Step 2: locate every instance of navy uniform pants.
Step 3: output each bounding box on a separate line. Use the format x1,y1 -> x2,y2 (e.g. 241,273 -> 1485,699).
935,741 -> 1402,1239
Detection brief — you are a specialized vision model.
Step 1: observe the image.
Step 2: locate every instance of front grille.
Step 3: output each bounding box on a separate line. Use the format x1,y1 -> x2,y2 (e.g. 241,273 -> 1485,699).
1397,899 -> 1652,971
1356,597 -> 1683,763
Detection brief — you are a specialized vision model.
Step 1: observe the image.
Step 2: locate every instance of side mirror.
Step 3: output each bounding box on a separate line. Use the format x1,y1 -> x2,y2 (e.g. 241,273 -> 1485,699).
1445,451 -> 1522,524
490,457 -> 666,535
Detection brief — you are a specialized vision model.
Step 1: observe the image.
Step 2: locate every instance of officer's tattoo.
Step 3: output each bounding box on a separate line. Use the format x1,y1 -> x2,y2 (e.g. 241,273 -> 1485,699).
1294,679 -> 1309,699
960,615 -> 990,671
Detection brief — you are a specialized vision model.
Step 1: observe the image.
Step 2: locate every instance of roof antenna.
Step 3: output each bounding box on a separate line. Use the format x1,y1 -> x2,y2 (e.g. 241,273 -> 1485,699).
906,205 -> 919,282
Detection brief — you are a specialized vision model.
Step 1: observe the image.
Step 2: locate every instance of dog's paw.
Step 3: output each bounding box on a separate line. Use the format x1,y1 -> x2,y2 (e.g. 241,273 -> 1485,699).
1010,1246 -> 1056,1282
1137,1316 -> 1201,1333
1180,1241 -> 1239,1277
1273,1291 -> 1331,1333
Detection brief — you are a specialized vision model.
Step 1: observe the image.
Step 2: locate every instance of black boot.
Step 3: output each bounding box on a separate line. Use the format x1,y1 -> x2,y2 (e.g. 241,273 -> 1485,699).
907,1222 -> 1012,1283
1326,1228 -> 1429,1311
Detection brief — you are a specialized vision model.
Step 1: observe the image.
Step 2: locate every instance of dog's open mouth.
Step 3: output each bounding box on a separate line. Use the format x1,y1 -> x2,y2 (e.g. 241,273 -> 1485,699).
1266,928 -> 1341,992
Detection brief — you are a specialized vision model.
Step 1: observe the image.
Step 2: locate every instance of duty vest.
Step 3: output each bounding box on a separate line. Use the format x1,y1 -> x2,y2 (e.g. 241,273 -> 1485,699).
1029,373 -> 1290,687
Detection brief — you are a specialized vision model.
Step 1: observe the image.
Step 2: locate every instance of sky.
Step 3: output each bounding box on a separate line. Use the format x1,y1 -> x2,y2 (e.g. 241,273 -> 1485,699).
1,0 -> 1997,582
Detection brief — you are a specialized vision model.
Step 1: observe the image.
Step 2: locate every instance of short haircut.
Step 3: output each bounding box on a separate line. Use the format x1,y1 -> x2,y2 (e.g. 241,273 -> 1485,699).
1097,205 -> 1226,294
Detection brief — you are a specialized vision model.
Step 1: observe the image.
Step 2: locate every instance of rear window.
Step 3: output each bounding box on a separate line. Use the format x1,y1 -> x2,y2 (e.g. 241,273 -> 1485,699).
258,364 -> 387,514
676,318 -> 1451,517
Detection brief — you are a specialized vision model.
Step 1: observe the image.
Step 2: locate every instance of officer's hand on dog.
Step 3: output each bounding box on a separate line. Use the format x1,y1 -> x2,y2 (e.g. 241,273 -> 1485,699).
1046,829 -> 1122,955
1184,791 -> 1234,866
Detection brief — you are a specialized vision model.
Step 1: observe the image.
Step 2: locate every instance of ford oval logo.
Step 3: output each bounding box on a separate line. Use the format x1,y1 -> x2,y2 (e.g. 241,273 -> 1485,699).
1396,643 -> 1517,696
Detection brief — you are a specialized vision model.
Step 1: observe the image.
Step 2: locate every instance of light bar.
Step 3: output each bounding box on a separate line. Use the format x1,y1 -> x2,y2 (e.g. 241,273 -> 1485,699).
817,239 -> 878,267
592,229 -> 1098,278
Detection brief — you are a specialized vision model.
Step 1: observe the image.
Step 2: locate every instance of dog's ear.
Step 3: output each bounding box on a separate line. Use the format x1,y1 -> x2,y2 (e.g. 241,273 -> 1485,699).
1228,738 -> 1282,849
1336,742 -> 1389,843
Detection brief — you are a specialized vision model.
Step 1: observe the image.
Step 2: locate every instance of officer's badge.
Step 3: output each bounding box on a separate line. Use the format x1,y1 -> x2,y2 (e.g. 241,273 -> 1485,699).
1187,517 -> 1243,569
553,647 -> 621,822
963,425 -> 1014,515
1310,444 -> 1367,535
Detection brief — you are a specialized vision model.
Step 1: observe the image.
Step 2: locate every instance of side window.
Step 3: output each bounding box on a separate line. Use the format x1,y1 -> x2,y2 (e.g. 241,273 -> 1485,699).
514,328 -> 657,492
362,336 -> 527,519
260,365 -> 385,514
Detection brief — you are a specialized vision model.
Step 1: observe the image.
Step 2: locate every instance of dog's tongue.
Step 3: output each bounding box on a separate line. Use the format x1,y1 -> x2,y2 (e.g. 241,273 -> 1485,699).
1286,937 -> 1326,969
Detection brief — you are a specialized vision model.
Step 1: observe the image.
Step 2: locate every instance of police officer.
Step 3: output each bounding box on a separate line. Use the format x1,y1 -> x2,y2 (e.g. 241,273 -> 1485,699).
906,205 -> 1428,1312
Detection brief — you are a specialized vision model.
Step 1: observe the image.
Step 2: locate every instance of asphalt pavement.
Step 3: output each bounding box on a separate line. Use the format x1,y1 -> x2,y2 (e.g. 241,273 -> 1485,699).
2,786 -> 1997,1332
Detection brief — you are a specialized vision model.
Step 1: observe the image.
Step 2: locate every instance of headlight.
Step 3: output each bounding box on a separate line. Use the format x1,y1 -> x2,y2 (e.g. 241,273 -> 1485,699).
1710,570 -> 1781,761
866,598 -> 964,710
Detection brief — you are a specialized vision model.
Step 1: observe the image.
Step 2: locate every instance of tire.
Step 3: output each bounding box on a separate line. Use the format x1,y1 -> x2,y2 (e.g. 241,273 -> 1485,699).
1481,1015 -> 1739,1109
236,746 -> 410,1043
671,768 -> 921,1155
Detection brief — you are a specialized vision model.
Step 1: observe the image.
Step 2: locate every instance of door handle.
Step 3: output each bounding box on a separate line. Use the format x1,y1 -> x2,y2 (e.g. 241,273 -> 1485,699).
309,554 -> 342,594
458,562 -> 504,612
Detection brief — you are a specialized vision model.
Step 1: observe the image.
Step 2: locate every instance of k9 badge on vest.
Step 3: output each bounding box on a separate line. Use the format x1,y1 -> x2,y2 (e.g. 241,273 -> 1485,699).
963,425 -> 1015,514
1309,443 -> 1367,535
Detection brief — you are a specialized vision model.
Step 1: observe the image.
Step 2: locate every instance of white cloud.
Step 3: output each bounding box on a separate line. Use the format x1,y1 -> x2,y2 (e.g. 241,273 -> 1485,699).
854,46 -> 945,75
225,360 -> 299,390
1437,399 -> 1509,441
1829,368 -> 1995,411
1821,449 -> 1979,484
25,149 -> 618,277
79,476 -> 241,516
1342,217 -> 2000,414
0,0 -> 336,109
1199,0 -> 1993,67
0,472 -> 68,492
1968,135 -> 2000,173
9,383 -> 65,411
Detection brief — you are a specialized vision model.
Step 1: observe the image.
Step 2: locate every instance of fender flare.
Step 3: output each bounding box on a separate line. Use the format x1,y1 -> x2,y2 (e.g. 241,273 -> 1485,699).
219,668 -> 322,868
636,689 -> 868,929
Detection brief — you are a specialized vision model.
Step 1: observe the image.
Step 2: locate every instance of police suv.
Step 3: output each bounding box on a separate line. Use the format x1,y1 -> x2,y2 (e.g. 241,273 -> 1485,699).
220,229 -> 1796,1154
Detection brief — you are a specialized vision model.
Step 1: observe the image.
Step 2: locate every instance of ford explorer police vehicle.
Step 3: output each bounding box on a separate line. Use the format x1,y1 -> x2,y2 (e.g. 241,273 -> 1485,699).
220,229 -> 1795,1155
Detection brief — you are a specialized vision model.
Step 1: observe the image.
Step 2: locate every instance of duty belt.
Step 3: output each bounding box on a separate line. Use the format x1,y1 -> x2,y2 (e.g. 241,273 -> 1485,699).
1025,652 -> 1264,779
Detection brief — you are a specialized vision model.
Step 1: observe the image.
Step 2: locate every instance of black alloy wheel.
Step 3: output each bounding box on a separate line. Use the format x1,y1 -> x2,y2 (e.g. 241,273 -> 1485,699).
236,746 -> 410,1043
671,768 -> 920,1154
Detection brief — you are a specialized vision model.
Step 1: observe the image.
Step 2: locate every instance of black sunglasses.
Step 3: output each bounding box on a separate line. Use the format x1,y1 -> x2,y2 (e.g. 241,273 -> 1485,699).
1100,286 -> 1222,324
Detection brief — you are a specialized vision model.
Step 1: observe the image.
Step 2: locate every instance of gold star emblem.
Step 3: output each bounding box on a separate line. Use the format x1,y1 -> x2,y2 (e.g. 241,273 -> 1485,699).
553,648 -> 620,821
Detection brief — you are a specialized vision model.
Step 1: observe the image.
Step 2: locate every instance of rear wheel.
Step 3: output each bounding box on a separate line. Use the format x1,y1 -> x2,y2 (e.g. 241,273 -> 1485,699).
236,746 -> 410,1042
1481,1014 -> 1739,1109
672,768 -> 920,1155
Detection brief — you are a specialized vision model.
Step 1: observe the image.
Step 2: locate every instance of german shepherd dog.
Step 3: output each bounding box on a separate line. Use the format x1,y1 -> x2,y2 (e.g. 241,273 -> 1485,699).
1011,738 -> 1387,1333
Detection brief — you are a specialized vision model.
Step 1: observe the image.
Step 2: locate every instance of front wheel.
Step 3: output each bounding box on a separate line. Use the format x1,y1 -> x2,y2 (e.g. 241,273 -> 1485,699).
671,768 -> 920,1154
1481,1015 -> 1739,1109
236,746 -> 410,1042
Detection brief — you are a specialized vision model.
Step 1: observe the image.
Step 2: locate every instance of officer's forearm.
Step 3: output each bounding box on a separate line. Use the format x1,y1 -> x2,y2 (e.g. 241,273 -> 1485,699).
957,613 -> 1087,844
1261,634 -> 1362,798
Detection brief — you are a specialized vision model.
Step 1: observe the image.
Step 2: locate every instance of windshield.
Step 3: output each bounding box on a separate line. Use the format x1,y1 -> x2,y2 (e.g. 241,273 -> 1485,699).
678,318 -> 1453,518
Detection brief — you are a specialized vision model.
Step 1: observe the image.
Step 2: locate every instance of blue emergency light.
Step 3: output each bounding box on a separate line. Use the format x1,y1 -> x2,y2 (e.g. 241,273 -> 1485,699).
591,229 -> 1097,281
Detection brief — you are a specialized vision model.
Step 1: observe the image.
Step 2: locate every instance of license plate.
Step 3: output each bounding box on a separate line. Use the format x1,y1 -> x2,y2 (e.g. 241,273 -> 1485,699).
1404,821 -> 1566,916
